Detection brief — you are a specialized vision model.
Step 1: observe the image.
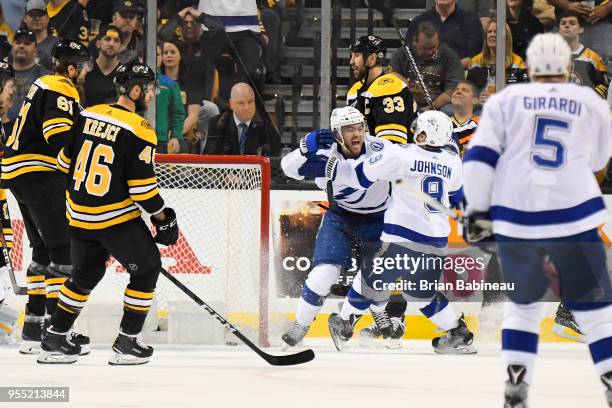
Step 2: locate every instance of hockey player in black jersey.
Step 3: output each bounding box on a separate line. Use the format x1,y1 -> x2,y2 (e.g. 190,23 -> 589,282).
38,62 -> 179,365
347,35 -> 416,144
1,39 -> 91,355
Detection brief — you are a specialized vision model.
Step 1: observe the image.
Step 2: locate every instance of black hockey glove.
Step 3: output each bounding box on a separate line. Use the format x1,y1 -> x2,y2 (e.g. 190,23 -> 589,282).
463,211 -> 496,253
151,208 -> 179,246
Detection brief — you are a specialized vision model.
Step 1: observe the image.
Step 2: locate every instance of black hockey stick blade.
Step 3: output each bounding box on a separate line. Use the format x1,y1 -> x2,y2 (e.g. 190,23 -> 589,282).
160,268 -> 315,366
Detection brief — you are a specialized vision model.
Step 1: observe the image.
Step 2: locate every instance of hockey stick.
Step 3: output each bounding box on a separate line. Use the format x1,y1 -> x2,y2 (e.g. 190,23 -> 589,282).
0,230 -> 26,295
366,4 -> 436,110
160,268 -> 315,366
394,179 -> 492,230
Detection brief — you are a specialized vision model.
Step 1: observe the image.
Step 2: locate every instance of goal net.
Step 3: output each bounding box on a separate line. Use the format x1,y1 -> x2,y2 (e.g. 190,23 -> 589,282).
7,155 -> 278,347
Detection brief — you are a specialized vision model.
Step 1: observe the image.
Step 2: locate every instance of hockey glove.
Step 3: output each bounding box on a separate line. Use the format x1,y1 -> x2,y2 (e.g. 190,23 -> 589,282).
151,208 -> 179,246
299,129 -> 335,155
325,156 -> 339,180
297,155 -> 329,179
463,212 -> 496,252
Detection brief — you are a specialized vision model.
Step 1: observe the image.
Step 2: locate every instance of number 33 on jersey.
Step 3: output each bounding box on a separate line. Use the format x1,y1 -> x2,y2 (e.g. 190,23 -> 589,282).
57,104 -> 164,235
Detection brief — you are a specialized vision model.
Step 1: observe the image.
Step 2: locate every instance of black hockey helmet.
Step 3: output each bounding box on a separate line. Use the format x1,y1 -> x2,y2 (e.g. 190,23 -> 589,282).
114,61 -> 156,95
51,38 -> 91,70
350,35 -> 386,60
0,61 -> 14,90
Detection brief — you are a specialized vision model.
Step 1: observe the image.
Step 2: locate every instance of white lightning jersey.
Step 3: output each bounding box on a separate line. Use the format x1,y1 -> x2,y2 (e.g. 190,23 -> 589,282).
464,83 -> 612,239
281,135 -> 391,215
332,141 -> 463,246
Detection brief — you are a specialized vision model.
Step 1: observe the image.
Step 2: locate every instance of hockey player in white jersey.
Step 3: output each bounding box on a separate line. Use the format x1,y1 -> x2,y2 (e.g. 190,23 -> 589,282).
280,106 -> 393,347
321,110 -> 477,354
463,33 -> 612,407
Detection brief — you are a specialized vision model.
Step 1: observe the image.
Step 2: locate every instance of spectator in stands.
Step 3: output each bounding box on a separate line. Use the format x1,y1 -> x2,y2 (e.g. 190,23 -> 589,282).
207,82 -> 281,156
160,39 -> 206,149
47,0 -> 90,45
81,25 -> 122,107
198,0 -> 267,94
559,11 -> 609,98
468,20 -> 527,104
23,0 -> 58,71
1,0 -> 24,33
449,80 -> 479,156
425,0 -> 495,29
550,0 -> 612,77
257,0 -> 284,84
407,0 -> 484,68
0,5 -> 14,46
532,0 -> 556,29
507,0 -> 544,59
156,43 -> 186,154
8,29 -> 50,121
391,21 -> 464,112
112,0 -> 143,63
0,66 -> 15,132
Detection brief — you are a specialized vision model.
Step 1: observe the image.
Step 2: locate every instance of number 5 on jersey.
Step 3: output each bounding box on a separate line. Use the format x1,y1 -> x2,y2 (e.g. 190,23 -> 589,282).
73,140 -> 114,196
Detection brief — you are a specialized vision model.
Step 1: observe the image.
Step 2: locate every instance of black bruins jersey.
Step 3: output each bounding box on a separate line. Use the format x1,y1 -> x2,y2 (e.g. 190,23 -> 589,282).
346,72 -> 416,144
451,115 -> 479,157
1,75 -> 79,187
48,0 -> 89,46
58,104 -> 164,236
570,46 -> 609,99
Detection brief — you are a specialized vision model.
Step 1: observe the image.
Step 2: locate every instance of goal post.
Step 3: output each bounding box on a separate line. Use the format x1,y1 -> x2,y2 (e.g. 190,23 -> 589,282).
155,154 -> 272,347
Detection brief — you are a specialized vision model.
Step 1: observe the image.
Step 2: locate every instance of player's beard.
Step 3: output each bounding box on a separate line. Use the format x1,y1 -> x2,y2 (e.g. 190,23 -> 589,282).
353,64 -> 367,81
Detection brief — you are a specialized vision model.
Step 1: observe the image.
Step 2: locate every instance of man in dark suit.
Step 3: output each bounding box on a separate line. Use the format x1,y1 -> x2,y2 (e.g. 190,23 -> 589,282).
206,82 -> 281,156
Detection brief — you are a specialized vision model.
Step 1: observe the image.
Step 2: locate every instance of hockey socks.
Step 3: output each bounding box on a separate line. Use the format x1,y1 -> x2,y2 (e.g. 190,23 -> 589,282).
52,279 -> 92,332
296,283 -> 324,326
25,262 -> 47,316
570,303 -> 612,377
120,286 -> 155,335
419,292 -> 459,331
340,286 -> 372,320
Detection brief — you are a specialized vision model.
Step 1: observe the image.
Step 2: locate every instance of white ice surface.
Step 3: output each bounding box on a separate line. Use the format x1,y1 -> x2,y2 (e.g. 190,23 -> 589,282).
0,340 -> 606,408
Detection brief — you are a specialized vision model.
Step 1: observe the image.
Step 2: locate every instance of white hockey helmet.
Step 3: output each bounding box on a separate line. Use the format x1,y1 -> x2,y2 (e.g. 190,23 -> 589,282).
330,106 -> 367,145
526,33 -> 571,78
413,110 -> 453,147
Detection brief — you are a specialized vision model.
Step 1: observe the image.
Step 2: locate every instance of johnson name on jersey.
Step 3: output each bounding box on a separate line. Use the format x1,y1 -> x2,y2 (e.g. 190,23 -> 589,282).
281,135 -> 391,215
331,142 -> 463,246
464,83 -> 612,239
58,104 -> 164,236
347,73 -> 415,144
1,75 -> 80,187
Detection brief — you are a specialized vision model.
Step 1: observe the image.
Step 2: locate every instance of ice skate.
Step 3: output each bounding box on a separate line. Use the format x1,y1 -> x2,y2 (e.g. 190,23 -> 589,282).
504,365 -> 529,408
328,313 -> 358,351
281,322 -> 309,348
601,371 -> 612,407
68,330 -> 91,355
109,332 -> 153,365
432,314 -> 477,354
37,326 -> 81,364
359,316 -> 405,349
551,303 -> 585,343
19,310 -> 43,354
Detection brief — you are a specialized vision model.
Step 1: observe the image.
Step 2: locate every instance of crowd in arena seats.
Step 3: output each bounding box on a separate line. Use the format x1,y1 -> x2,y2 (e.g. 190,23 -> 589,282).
0,0 -> 609,168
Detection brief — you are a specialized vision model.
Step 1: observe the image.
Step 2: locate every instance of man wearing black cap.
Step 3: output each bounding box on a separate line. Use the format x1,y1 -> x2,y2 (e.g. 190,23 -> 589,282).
47,0 -> 89,46
82,25 -> 123,107
23,0 -> 58,70
8,29 -> 50,122
111,0 -> 143,64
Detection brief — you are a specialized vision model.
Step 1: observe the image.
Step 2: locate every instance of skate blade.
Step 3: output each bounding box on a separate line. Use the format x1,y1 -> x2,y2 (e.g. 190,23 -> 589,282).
434,344 -> 478,355
552,323 -> 586,343
108,353 -> 150,366
79,345 -> 91,356
385,338 -> 403,350
19,340 -> 41,354
280,340 -> 304,351
36,351 -> 78,364
358,336 -> 381,348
